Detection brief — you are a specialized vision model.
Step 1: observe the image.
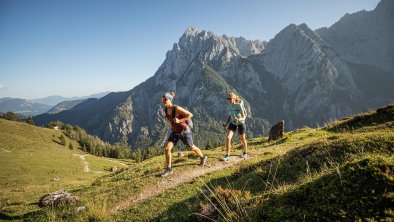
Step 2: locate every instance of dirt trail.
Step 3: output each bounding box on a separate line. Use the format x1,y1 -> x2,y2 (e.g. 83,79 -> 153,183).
72,154 -> 90,172
1,148 -> 11,153
73,154 -> 128,173
109,155 -> 254,214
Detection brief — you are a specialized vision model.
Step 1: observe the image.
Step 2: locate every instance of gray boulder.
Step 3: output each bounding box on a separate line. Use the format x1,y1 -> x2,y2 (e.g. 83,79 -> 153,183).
38,189 -> 79,207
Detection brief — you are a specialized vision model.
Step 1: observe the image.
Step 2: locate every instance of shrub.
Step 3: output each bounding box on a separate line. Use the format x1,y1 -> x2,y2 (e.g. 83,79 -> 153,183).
197,186 -> 252,221
2,112 -> 20,121
59,135 -> 66,146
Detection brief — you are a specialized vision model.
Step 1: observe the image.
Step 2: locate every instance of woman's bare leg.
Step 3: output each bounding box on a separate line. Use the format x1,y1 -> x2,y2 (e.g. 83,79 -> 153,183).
226,130 -> 234,156
240,133 -> 248,154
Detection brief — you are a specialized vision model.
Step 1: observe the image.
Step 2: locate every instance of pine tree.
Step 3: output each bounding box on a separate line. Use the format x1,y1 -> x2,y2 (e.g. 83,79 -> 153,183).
26,116 -> 35,125
206,139 -> 212,150
59,134 -> 66,146
2,112 -> 20,121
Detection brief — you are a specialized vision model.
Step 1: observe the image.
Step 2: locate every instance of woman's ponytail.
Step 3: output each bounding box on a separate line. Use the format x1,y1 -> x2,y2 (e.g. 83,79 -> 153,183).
228,92 -> 241,103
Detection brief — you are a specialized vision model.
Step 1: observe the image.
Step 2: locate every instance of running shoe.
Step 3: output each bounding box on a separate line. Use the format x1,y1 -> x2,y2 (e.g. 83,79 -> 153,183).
161,167 -> 173,177
200,155 -> 208,167
222,155 -> 230,161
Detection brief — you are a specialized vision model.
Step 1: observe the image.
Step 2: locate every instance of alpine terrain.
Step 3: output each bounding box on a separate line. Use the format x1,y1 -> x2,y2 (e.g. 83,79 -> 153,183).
34,0 -> 394,149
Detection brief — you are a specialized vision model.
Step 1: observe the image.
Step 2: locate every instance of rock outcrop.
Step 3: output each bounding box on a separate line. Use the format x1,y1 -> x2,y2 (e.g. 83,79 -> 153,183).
38,189 -> 79,207
269,121 -> 285,140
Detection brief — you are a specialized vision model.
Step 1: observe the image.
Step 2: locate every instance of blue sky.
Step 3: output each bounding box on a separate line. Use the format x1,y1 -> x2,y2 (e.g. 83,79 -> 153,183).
0,0 -> 379,99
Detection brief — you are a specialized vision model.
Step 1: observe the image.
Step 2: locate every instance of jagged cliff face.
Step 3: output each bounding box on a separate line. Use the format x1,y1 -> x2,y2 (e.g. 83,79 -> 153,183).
258,23 -> 363,128
316,0 -> 394,72
313,0 -> 394,110
34,0 -> 394,148
156,27 -> 265,87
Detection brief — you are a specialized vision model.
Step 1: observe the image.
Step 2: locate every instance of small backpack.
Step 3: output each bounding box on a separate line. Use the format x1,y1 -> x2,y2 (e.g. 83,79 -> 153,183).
165,105 -> 193,129
238,100 -> 249,118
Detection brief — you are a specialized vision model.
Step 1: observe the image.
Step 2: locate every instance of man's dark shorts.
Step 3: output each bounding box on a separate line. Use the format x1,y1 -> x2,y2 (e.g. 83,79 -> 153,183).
228,122 -> 246,135
167,131 -> 194,147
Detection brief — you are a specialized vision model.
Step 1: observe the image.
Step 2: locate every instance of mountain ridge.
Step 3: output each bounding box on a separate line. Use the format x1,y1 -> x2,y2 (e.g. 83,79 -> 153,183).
30,91 -> 111,106
0,92 -> 111,117
0,98 -> 51,116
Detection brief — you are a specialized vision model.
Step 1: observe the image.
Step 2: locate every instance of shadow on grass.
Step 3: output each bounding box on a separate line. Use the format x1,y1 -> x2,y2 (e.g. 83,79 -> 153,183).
51,139 -> 64,146
0,210 -> 42,221
255,158 -> 394,221
230,134 -> 393,193
0,212 -> 21,221
272,137 -> 288,144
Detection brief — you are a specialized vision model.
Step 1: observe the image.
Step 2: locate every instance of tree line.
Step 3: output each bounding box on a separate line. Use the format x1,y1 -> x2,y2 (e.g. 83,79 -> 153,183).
1,112 -> 35,125
47,121 -> 169,162
47,121 -> 132,159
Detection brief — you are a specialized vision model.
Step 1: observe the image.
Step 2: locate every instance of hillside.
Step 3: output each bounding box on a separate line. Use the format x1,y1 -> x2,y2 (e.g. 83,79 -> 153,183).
0,119 -> 130,219
15,104 -> 393,221
46,99 -> 86,114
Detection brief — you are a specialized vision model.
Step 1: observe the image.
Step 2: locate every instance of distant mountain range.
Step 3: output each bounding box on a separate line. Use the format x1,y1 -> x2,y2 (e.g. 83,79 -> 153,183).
30,91 -> 111,106
0,98 -> 51,116
46,99 -> 87,114
0,92 -> 110,116
34,0 -> 394,149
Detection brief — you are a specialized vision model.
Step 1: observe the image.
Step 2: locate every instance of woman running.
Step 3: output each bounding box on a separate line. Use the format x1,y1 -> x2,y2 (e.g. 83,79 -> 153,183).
161,92 -> 208,177
222,92 -> 248,161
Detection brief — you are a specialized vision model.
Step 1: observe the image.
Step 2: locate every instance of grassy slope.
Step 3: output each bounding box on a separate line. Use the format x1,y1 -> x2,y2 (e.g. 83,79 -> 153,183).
0,119 -> 129,219
6,104 -> 394,221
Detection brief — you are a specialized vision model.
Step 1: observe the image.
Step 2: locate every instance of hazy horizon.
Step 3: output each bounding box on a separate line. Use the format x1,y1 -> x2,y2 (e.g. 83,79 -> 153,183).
0,0 -> 379,99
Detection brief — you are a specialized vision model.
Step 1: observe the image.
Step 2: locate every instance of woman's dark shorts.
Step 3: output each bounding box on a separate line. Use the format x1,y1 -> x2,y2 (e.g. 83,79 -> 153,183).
228,122 -> 246,135
167,131 -> 194,147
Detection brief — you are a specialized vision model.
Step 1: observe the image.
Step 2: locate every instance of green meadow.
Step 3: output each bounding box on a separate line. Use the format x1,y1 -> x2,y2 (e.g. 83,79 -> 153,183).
1,104 -> 393,221
0,119 -> 129,219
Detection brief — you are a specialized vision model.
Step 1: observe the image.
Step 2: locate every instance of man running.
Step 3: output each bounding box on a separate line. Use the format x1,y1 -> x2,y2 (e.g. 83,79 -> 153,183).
161,91 -> 208,177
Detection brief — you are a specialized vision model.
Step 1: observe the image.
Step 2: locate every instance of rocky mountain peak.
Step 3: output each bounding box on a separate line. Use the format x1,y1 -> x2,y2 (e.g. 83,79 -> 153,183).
156,27 -> 265,87
262,23 -> 328,84
182,26 -> 199,38
177,27 -> 264,58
